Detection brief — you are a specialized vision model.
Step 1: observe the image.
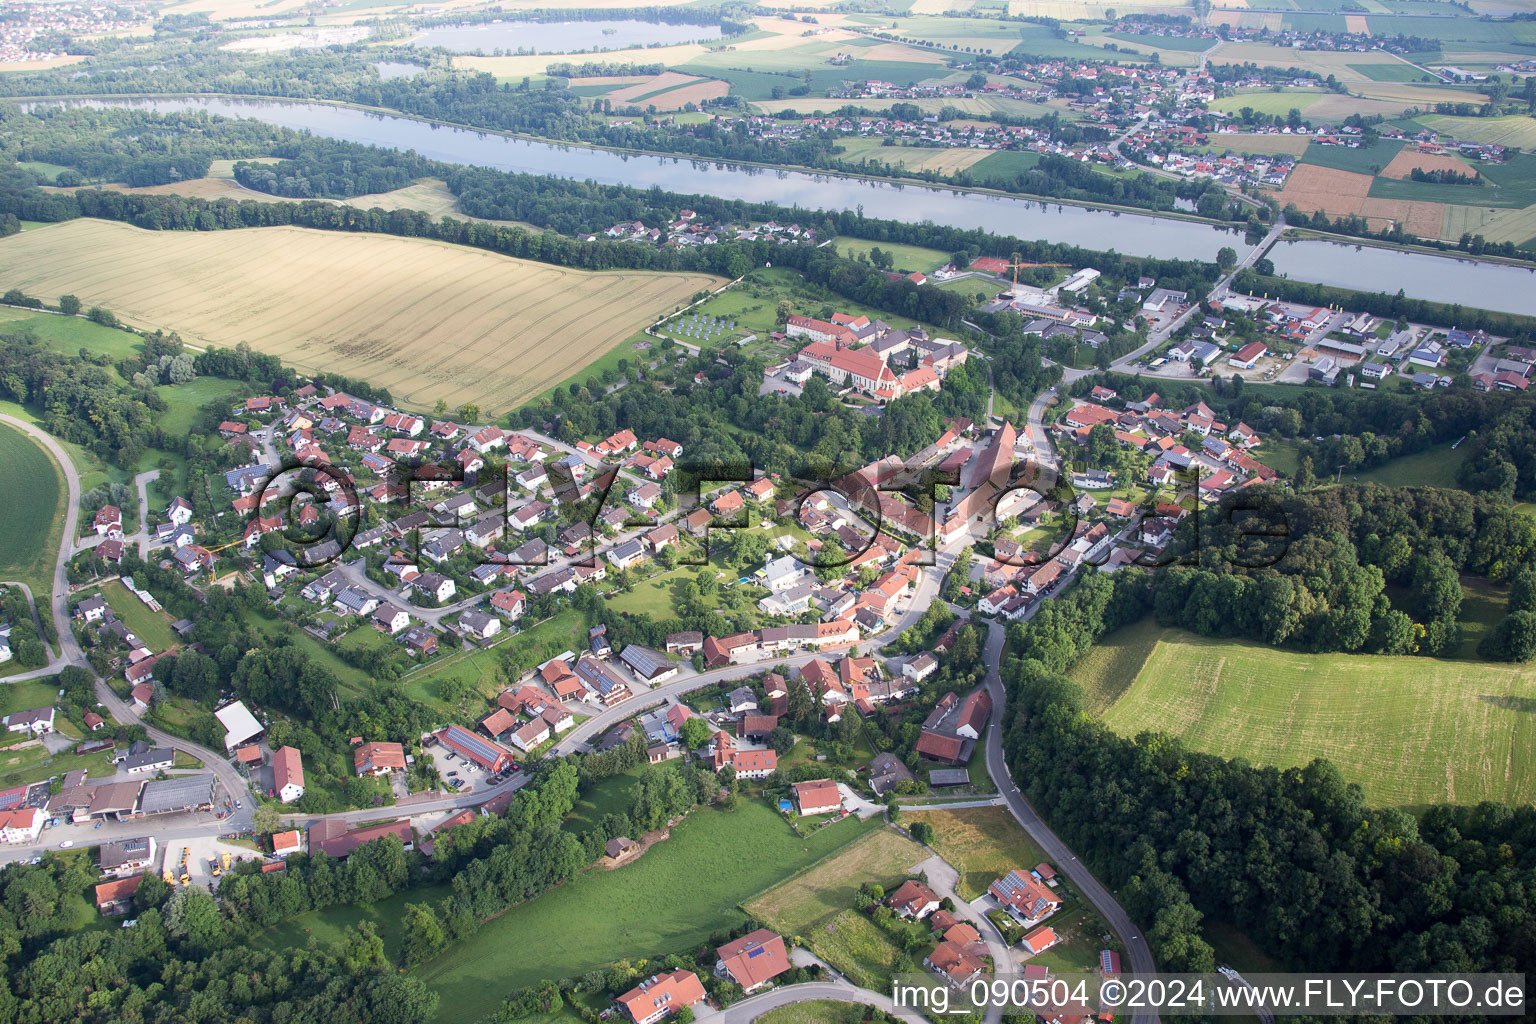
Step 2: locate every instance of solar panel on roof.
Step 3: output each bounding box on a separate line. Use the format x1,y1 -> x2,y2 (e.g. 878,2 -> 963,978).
746,946 -> 766,958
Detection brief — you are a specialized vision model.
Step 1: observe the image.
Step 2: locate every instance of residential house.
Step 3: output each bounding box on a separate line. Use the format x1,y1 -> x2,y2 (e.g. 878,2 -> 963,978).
989,869 -> 1063,928
614,970 -> 706,1024
889,879 -> 941,919
791,778 -> 843,816
715,929 -> 791,992
354,742 -> 406,776
273,746 -> 305,804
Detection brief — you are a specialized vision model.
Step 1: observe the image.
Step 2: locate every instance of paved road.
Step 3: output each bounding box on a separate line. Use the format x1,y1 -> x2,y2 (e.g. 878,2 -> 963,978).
2,409 -> 1159,1014
0,413 -> 254,833
125,469 -> 161,558
706,980 -> 928,1023
915,851 -> 1013,1024
1109,214 -> 1287,374
980,621 -> 1159,1024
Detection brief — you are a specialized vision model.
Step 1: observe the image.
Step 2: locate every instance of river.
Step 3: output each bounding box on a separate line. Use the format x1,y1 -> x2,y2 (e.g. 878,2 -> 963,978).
1266,238 -> 1536,318
30,96 -> 1536,315
410,19 -> 722,53
41,96 -> 1247,262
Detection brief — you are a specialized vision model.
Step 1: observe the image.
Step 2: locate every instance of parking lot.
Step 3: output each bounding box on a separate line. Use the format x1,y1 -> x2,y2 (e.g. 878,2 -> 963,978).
422,741 -> 515,796
160,835 -> 262,891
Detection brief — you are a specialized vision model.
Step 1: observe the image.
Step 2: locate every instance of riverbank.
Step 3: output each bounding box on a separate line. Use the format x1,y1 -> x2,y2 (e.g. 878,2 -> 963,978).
17,91 -> 1239,228
1274,225 -> 1536,271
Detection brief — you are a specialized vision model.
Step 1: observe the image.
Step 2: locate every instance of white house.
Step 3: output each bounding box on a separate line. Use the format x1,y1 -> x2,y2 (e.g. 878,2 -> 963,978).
167,496 -> 194,526
3,707 -> 54,735
0,807 -> 44,844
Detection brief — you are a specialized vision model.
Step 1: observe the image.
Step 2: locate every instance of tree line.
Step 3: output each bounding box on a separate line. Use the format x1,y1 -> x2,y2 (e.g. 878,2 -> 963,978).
1003,567 -> 1536,981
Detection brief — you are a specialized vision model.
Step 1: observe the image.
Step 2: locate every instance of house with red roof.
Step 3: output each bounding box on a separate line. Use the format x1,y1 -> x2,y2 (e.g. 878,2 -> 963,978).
273,746 -> 305,804
614,969 -> 706,1024
926,939 -> 986,987
889,879 -> 941,919
792,778 -> 843,816
990,869 -> 1063,927
716,929 -> 791,992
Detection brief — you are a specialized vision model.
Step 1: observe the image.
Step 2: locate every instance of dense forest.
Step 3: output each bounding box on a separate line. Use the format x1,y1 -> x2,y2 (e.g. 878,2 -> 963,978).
1004,567 -> 1536,984
1153,484 -> 1535,657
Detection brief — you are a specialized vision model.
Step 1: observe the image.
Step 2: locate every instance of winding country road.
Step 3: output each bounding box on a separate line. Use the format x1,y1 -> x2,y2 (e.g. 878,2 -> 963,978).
0,401 -> 1161,1021
0,413 -> 253,830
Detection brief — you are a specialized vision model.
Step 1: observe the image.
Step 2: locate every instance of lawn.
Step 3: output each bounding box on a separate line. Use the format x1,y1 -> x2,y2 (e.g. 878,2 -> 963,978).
256,881 -> 454,962
412,800 -> 881,1022
154,377 -> 243,437
1099,626 -> 1536,807
0,737 -> 119,790
0,421 -> 65,607
562,763 -> 652,834
1354,441 -> 1468,487
100,581 -> 180,652
1256,437 -> 1302,478
401,610 -> 586,713
755,1002 -> 868,1024
899,807 -> 1047,902
834,237 -> 952,275
746,826 -> 926,990
0,308 -> 146,361
602,567 -> 689,618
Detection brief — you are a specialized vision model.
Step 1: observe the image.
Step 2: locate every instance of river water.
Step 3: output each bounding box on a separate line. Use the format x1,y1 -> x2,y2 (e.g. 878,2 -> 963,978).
30,96 -> 1536,314
410,19 -> 723,53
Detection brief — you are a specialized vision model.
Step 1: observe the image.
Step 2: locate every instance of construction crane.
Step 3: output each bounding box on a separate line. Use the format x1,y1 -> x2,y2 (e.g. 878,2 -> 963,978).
203,537 -> 249,585
1002,255 -> 1071,294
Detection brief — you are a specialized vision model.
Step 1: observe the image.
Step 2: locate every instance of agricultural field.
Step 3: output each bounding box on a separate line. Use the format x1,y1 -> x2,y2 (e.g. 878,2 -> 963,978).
0,423 -> 65,607
899,806 -> 1047,901
970,149 -> 1044,185
0,220 -> 723,417
1208,90 -> 1326,118
1097,626 -> 1536,807
745,826 -> 926,989
832,136 -> 993,175
1063,614 -> 1165,713
413,800 -> 880,1022
1420,114 -> 1536,149
1277,161 -> 1445,238
1347,62 -> 1440,83
47,177 -> 543,232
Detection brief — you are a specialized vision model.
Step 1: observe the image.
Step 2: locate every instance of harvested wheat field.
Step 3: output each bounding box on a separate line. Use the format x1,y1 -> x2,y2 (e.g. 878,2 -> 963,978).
0,220 -> 721,414
1382,149 -> 1481,180
1276,163 -> 1373,216
1344,14 -> 1370,34
1276,163 -> 1443,235
643,79 -> 731,109
605,70 -> 703,103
